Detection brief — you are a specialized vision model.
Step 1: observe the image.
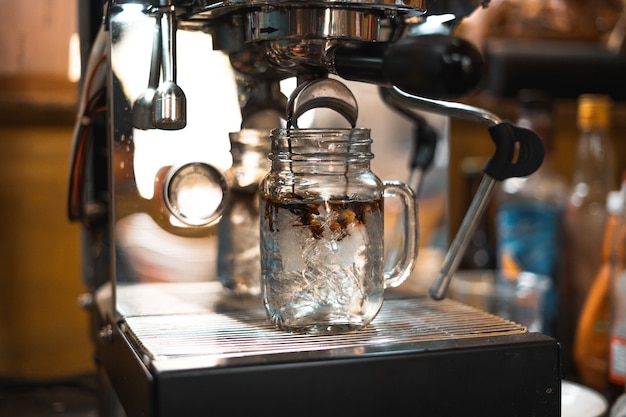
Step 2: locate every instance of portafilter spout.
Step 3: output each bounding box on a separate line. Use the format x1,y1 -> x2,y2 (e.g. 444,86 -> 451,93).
153,0 -> 186,130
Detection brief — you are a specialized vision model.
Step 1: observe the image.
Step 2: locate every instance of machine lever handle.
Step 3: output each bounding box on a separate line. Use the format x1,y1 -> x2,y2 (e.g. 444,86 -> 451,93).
376,86 -> 546,300
429,122 -> 545,300
331,34 -> 484,100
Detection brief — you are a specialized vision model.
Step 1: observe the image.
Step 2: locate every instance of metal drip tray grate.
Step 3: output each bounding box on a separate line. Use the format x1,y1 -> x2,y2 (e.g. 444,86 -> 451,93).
115,282 -> 527,368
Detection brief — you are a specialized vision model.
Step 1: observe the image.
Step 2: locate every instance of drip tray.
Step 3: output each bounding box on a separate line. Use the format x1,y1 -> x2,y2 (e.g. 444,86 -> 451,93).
115,282 -> 526,369
99,282 -> 561,416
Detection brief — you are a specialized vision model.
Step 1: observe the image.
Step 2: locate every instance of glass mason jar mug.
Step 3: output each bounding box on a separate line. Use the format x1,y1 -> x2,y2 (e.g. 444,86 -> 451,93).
260,128 -> 419,334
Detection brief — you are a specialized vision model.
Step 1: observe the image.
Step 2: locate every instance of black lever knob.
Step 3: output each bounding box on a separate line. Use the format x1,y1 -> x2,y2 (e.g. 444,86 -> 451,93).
332,34 -> 484,100
484,122 -> 545,181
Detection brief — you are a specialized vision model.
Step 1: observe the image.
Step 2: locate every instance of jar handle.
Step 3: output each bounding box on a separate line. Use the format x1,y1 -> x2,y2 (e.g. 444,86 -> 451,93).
383,180 -> 419,288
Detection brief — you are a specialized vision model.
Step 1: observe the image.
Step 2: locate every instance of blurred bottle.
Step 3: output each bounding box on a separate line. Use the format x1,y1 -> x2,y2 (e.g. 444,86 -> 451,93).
574,179 -> 625,392
217,129 -> 271,296
494,89 -> 568,336
459,157 -> 496,271
563,94 -> 616,376
608,173 -> 626,402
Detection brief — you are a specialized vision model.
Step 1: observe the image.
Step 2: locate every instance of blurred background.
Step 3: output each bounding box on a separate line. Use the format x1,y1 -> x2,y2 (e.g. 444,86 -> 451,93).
0,1 -> 89,377
1,0 -> 626,414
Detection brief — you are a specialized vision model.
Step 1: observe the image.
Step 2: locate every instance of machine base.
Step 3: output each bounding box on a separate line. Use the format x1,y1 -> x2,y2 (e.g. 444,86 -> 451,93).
95,282 -> 561,417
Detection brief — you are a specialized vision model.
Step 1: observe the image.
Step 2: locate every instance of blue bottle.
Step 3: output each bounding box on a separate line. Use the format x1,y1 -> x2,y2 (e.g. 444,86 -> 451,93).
495,90 -> 568,336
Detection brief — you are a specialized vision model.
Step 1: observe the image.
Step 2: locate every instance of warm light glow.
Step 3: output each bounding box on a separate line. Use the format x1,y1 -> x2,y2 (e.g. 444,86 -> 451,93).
68,32 -> 81,82
131,30 -> 240,200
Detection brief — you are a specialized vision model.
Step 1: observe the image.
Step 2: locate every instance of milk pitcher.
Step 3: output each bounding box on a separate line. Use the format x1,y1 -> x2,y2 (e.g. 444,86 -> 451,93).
260,127 -> 418,334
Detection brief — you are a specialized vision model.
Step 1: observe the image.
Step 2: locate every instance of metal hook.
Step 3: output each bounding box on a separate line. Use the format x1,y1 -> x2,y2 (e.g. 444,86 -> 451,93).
286,78 -> 358,129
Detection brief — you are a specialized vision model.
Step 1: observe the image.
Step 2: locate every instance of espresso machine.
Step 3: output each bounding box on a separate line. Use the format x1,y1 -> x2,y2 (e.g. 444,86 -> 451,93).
69,0 -> 561,415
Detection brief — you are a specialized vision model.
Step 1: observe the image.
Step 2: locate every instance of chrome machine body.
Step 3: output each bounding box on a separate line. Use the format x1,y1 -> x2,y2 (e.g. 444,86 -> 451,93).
70,1 -> 561,416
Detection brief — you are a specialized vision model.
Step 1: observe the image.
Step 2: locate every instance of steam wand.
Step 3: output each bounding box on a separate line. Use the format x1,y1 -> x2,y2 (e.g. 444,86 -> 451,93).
153,0 -> 187,130
132,15 -> 162,130
387,87 -> 545,300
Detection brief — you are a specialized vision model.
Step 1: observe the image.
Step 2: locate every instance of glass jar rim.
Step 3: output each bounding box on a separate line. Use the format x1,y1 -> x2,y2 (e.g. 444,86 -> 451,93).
271,127 -> 370,136
268,127 -> 373,161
